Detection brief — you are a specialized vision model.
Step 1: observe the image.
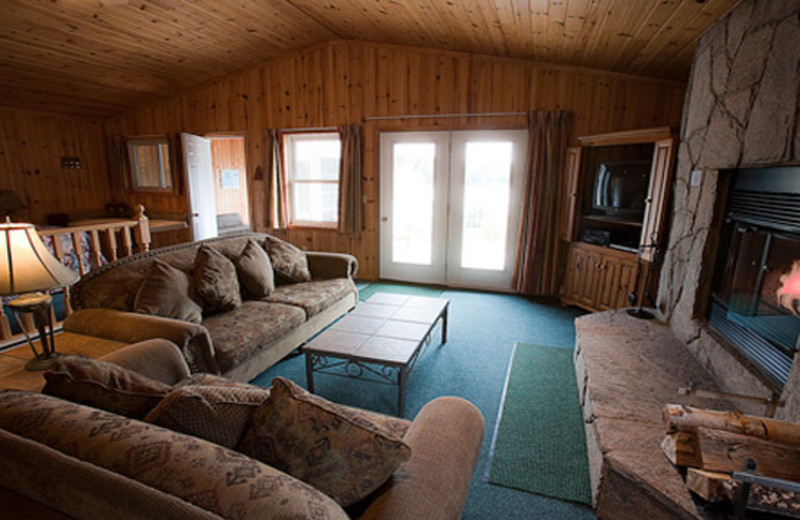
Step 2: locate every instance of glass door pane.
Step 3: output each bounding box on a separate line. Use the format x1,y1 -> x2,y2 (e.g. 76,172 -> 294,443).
461,142 -> 514,270
392,143 -> 436,265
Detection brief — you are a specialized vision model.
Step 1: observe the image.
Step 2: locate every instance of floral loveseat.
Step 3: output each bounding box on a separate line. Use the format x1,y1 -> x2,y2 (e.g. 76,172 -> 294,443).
62,233 -> 358,382
0,340 -> 485,520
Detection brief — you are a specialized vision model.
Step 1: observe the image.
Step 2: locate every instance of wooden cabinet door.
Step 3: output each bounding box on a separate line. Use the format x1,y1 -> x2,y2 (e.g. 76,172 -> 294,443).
561,147 -> 582,242
577,249 -> 603,308
640,138 -> 675,261
596,253 -> 639,310
561,243 -> 583,302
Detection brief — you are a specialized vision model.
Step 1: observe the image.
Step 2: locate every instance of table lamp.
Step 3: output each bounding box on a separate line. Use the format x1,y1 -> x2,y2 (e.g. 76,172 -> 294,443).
0,222 -> 80,370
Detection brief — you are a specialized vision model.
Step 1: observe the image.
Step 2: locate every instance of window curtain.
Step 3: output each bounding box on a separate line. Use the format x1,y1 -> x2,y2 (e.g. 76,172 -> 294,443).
337,125 -> 363,234
514,110 -> 572,296
266,129 -> 288,229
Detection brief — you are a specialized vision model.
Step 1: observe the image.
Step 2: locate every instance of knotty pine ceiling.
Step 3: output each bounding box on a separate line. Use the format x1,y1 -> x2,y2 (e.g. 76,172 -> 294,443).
0,0 -> 740,118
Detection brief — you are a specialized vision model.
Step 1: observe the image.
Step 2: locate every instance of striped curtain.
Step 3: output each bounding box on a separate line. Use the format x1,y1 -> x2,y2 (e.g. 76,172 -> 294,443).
337,125 -> 363,234
266,129 -> 288,229
514,110 -> 572,296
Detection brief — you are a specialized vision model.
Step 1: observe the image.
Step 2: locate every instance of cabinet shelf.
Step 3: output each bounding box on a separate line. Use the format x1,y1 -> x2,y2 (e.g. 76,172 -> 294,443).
582,215 -> 643,228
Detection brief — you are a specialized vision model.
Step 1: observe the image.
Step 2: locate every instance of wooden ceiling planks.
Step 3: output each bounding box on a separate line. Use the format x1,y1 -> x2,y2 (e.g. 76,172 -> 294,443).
0,0 -> 740,118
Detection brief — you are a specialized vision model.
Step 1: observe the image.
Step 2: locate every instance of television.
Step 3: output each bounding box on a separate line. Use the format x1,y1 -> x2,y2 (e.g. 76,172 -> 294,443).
591,160 -> 651,219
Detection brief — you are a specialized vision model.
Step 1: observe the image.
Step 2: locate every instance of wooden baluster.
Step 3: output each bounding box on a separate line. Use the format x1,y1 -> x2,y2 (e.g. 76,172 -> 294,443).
89,229 -> 102,268
133,204 -> 151,253
0,306 -> 11,340
121,227 -> 133,257
71,232 -> 87,277
105,227 -> 119,261
50,234 -> 73,316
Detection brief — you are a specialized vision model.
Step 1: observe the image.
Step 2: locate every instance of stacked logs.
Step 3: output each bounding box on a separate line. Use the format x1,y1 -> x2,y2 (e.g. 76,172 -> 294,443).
661,404 -> 800,516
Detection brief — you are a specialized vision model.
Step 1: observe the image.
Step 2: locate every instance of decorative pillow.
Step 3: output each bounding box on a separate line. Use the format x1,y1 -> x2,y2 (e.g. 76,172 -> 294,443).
176,372 -> 267,389
235,239 -> 275,298
238,377 -> 411,506
193,245 -> 242,312
133,259 -> 203,324
144,384 -> 270,448
265,237 -> 312,284
42,355 -> 171,419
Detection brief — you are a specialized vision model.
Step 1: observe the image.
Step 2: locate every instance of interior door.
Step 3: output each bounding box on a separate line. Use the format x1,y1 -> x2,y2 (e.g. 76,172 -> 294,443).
182,133 -> 218,240
379,130 -> 527,291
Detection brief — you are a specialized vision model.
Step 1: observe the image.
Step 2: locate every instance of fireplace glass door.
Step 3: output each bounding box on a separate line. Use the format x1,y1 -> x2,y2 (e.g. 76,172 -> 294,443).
711,223 -> 800,387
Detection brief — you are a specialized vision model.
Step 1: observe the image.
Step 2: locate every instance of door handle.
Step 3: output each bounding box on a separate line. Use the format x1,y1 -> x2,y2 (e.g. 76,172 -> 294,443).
381,216 -> 388,222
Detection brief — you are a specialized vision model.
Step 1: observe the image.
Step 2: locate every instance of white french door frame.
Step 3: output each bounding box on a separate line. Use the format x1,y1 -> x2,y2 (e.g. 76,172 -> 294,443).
379,129 -> 528,291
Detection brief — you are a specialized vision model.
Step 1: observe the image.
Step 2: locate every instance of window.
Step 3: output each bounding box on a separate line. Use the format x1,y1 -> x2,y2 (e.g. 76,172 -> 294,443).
126,137 -> 173,191
284,132 -> 341,227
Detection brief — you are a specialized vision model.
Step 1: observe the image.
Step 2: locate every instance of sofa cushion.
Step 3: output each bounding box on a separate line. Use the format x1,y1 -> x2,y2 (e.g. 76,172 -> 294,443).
0,390 -> 349,520
265,278 -> 358,317
235,239 -> 275,298
42,356 -> 171,419
193,245 -> 242,313
133,259 -> 203,324
144,384 -> 270,448
202,301 -> 306,373
238,377 -> 412,507
265,237 -> 312,284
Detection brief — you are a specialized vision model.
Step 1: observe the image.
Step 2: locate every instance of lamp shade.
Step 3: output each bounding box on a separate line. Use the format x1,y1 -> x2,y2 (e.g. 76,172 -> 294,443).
0,222 -> 79,296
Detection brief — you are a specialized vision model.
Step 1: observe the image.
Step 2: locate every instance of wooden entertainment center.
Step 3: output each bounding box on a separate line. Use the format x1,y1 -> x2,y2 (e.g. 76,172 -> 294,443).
560,127 -> 676,312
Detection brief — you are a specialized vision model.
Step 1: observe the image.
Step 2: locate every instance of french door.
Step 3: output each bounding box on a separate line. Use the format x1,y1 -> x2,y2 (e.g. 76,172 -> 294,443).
379,130 -> 527,291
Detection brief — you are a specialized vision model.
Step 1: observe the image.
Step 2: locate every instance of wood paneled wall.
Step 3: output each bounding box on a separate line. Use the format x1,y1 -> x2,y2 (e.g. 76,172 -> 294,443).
108,40 -> 686,279
0,108 -> 110,225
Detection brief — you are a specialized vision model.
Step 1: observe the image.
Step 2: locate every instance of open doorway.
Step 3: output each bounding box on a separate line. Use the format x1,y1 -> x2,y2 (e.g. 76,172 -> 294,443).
182,133 -> 250,240
210,135 -> 250,236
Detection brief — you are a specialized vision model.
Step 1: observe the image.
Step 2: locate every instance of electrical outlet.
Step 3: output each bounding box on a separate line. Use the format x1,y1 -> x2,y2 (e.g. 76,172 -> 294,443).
61,156 -> 82,170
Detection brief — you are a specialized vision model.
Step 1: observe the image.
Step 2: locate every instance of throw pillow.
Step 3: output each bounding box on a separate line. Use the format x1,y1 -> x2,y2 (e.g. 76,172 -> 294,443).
133,259 -> 203,324
193,245 -> 242,312
235,239 -> 275,298
144,384 -> 270,448
265,237 -> 312,284
238,377 -> 411,506
43,355 -> 171,419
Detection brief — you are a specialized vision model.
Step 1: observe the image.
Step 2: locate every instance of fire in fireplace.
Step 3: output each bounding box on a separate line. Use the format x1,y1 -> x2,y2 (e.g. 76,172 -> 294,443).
709,166 -> 800,388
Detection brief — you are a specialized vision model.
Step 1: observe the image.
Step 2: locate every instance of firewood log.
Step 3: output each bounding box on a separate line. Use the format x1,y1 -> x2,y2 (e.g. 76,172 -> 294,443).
663,404 -> 800,447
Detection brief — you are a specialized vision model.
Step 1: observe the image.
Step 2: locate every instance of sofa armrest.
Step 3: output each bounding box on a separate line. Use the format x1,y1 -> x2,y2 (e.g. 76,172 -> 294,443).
359,397 -> 484,520
306,252 -> 359,280
63,309 -> 221,375
99,339 -> 192,386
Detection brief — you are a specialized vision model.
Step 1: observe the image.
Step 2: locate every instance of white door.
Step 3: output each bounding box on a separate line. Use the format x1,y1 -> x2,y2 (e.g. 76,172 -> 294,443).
182,133 -> 218,240
379,130 -> 527,291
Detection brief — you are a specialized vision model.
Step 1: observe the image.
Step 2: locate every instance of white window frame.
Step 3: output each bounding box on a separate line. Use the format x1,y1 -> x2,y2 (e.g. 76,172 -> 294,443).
283,132 -> 341,229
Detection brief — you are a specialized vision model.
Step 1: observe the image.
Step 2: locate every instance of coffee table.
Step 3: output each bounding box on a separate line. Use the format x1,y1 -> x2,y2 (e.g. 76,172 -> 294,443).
302,293 -> 449,416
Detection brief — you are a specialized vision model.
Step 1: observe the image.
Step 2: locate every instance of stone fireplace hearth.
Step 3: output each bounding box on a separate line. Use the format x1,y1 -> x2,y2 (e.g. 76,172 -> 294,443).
656,0 -> 800,420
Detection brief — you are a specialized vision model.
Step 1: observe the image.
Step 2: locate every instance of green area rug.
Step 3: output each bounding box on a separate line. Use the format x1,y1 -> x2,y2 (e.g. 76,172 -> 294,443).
358,281 -> 443,300
488,343 -> 592,505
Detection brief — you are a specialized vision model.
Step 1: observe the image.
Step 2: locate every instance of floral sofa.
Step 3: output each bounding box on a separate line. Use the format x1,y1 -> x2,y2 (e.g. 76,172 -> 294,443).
0,340 -> 485,520
62,233 -> 359,382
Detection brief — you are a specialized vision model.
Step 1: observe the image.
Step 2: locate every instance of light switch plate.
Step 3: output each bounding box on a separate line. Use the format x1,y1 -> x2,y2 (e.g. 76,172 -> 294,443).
690,170 -> 703,187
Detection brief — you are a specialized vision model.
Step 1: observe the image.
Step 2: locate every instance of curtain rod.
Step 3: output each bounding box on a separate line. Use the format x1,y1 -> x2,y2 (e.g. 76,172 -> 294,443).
281,126 -> 339,133
363,111 -> 527,122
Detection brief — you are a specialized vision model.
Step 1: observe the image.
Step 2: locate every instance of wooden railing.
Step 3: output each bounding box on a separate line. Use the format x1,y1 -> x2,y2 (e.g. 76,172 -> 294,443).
0,205 -> 151,343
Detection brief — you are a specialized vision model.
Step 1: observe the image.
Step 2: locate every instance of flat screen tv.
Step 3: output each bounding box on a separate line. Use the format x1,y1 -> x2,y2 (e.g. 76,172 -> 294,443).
591,160 -> 651,219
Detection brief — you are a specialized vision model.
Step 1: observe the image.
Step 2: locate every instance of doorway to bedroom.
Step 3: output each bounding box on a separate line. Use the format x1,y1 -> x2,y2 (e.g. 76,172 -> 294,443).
379,130 -> 527,291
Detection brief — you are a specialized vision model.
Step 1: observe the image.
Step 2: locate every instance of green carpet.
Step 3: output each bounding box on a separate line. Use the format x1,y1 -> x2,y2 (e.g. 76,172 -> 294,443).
358,281 -> 443,300
488,342 -> 592,505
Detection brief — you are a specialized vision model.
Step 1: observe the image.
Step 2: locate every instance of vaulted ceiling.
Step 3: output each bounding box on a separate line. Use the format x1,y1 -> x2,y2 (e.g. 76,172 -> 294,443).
0,0 -> 740,119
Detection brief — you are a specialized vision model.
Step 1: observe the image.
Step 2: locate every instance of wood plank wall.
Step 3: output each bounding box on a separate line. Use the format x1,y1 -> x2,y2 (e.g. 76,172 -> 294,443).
108,40 -> 686,279
0,108 -> 111,225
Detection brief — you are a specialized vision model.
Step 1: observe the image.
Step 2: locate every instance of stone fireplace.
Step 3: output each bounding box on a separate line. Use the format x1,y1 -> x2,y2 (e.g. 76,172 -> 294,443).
656,0 -> 800,420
